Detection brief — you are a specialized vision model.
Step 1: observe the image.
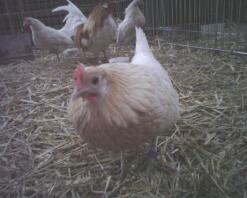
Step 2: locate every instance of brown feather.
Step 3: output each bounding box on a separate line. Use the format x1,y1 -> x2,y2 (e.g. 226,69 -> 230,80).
83,3 -> 110,38
73,1 -> 116,51
74,23 -> 84,49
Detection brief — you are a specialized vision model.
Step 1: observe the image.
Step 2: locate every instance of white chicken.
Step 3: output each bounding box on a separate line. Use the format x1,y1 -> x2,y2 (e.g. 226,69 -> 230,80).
23,1 -> 87,60
74,1 -> 118,63
61,48 -> 81,58
68,27 -> 180,153
116,0 -> 145,45
52,0 -> 87,40
23,17 -> 73,60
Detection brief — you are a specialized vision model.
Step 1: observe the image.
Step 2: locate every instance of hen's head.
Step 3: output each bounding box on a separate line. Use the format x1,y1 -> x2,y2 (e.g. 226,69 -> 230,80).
23,17 -> 30,27
93,0 -> 116,15
102,1 -> 116,14
126,0 -> 144,12
135,0 -> 144,7
83,0 -> 116,34
23,17 -> 40,28
73,64 -> 108,101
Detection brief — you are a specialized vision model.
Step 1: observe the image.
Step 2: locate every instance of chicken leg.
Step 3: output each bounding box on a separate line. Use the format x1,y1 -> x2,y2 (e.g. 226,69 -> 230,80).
49,49 -> 60,62
102,50 -> 109,63
55,52 -> 60,62
80,48 -> 87,62
114,151 -> 128,182
120,151 -> 128,181
136,138 -> 163,174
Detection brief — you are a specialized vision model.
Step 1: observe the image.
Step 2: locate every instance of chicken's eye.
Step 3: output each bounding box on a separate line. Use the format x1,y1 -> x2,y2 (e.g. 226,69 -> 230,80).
91,77 -> 99,85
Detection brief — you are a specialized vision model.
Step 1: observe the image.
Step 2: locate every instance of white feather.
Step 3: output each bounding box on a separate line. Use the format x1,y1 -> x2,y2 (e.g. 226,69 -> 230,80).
62,48 -> 81,58
116,0 -> 145,45
132,27 -> 158,69
132,27 -> 179,116
27,17 -> 73,52
52,0 -> 87,38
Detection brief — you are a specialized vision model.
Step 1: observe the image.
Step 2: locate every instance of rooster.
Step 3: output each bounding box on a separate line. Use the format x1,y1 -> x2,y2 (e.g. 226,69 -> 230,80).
116,0 -> 145,45
23,17 -> 73,60
68,27 -> 180,176
74,1 -> 117,63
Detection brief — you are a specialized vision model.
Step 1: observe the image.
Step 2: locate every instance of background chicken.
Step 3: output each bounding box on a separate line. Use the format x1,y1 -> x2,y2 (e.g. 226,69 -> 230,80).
74,1 -> 117,63
24,1 -> 87,60
23,17 -> 73,60
68,27 -> 179,167
116,0 -> 145,45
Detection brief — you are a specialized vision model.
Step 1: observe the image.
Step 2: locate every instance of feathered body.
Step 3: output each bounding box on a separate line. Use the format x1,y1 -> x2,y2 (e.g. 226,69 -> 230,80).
117,0 -> 145,45
74,1 -> 117,59
23,17 -> 73,54
62,48 -> 81,58
52,0 -> 87,39
68,28 -> 179,152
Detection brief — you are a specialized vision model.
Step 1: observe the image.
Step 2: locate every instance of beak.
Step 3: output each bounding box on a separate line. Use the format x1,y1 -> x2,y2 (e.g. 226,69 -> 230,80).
73,87 -> 98,101
72,89 -> 87,101
23,22 -> 29,31
74,87 -> 90,98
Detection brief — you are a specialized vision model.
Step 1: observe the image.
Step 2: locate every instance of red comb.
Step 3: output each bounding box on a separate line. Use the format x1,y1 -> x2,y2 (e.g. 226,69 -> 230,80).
23,17 -> 29,26
73,64 -> 85,88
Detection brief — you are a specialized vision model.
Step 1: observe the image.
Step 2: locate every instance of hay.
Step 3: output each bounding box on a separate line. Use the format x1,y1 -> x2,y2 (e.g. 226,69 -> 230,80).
0,41 -> 247,197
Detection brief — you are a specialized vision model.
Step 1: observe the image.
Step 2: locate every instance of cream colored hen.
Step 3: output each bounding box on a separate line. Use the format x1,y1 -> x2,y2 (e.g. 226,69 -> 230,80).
68,27 -> 179,152
116,0 -> 145,45
23,17 -> 73,60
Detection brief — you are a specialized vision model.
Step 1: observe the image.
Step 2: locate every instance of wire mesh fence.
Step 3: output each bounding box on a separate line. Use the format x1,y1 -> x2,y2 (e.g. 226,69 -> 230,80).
0,0 -> 99,35
0,0 -> 247,53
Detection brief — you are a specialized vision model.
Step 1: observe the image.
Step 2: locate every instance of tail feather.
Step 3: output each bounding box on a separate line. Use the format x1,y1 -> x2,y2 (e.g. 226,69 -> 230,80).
52,0 -> 86,22
125,0 -> 142,13
134,27 -> 152,56
132,27 -> 159,67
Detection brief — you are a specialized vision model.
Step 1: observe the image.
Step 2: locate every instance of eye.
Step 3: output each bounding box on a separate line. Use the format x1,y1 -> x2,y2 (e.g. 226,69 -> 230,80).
91,76 -> 99,85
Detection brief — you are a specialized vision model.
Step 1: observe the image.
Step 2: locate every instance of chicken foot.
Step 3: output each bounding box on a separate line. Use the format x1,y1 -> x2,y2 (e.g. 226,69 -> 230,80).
135,138 -> 165,175
114,151 -> 128,182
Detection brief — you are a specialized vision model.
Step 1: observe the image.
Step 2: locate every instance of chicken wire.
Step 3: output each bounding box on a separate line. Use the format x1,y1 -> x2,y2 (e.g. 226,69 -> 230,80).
0,0 -> 247,51
0,0 -> 98,35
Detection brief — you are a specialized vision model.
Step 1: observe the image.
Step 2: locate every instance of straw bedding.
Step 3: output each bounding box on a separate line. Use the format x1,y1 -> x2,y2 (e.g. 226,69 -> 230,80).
0,41 -> 246,197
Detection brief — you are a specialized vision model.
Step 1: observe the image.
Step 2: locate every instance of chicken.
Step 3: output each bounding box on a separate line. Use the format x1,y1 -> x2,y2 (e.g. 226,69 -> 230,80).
61,48 -> 81,58
23,17 -> 73,60
52,0 -> 87,40
68,27 -> 180,153
116,0 -> 145,45
74,1 -> 117,63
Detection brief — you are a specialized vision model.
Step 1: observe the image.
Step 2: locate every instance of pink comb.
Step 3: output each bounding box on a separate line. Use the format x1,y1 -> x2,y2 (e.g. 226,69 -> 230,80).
73,64 -> 85,88
23,17 -> 29,26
